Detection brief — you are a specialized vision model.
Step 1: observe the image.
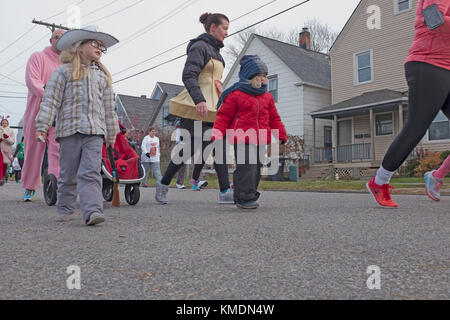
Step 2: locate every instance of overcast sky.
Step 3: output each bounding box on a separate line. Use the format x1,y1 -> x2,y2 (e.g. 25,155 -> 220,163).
0,0 -> 361,127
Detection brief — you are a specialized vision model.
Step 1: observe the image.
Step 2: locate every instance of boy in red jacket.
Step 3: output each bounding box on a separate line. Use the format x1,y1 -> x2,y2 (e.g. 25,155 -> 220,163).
212,55 -> 287,209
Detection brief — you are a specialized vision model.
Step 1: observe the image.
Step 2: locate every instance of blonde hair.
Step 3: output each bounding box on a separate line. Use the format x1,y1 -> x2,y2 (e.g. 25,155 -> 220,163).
59,46 -> 112,87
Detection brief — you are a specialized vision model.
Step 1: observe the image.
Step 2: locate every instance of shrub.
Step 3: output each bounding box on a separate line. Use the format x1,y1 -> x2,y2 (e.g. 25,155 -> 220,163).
414,151 -> 442,176
440,150 -> 450,161
398,158 -> 420,177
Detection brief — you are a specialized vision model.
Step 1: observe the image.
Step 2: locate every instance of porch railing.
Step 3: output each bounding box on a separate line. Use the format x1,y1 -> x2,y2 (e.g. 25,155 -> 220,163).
314,143 -> 372,163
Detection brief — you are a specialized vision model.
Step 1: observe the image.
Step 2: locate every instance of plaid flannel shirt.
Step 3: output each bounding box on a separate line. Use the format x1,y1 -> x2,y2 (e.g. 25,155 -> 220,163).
36,62 -> 119,145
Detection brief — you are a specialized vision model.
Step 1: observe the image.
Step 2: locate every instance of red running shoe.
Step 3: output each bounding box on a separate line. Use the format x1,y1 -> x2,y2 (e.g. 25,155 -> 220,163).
366,177 -> 398,208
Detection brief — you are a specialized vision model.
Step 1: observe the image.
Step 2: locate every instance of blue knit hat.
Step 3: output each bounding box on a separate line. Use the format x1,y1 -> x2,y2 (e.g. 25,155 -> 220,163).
216,55 -> 269,110
239,55 -> 268,81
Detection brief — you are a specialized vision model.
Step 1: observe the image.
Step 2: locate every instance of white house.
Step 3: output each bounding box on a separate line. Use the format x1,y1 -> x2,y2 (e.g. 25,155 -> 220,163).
223,33 -> 332,160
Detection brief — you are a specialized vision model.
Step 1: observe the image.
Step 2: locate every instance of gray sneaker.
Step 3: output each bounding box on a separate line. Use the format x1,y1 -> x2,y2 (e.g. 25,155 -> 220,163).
56,214 -> 72,222
218,188 -> 234,204
155,181 -> 169,204
86,212 -> 106,226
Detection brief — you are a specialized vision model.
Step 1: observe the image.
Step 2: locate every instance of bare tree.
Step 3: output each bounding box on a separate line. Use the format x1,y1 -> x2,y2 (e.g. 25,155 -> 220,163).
224,18 -> 338,64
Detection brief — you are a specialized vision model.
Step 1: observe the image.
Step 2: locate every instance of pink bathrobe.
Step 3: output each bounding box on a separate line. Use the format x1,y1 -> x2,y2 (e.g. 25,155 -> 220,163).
22,46 -> 61,190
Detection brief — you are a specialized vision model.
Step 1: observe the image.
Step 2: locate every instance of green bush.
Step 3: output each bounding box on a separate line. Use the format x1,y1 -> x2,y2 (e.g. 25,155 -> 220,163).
440,150 -> 450,161
398,159 -> 420,177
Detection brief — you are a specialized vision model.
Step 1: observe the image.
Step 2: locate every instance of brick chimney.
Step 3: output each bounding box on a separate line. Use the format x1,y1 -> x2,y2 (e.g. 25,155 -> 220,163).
299,27 -> 311,50
140,95 -> 147,99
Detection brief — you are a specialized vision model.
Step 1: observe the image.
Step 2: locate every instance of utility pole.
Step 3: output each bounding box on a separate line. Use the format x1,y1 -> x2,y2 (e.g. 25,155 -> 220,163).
32,19 -> 70,32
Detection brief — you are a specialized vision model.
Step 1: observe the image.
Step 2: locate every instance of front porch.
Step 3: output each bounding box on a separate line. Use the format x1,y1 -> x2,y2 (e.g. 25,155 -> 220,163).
310,89 -> 408,166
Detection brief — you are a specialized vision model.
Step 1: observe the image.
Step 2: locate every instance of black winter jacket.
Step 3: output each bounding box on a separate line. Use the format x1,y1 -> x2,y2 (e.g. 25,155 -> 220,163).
182,33 -> 225,106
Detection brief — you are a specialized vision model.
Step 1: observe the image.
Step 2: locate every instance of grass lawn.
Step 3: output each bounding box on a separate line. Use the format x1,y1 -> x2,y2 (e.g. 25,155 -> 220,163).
143,176 -> 450,193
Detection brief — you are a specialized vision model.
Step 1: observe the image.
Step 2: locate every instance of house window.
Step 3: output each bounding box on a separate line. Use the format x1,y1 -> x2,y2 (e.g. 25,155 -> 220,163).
394,0 -> 411,14
429,111 -> 450,141
355,51 -> 373,84
268,75 -> 278,102
375,113 -> 393,136
162,105 -> 170,127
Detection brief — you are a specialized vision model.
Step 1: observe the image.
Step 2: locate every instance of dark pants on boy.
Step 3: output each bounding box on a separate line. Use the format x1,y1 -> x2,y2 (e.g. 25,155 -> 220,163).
233,144 -> 263,204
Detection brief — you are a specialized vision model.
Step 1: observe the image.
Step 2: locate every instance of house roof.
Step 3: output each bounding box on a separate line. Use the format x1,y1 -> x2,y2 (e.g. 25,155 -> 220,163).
117,94 -> 160,130
156,82 -> 184,99
224,34 -> 331,89
254,35 -> 331,88
311,89 -> 408,118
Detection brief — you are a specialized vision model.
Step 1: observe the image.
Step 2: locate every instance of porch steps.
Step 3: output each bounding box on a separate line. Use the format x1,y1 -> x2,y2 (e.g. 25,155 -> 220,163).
299,165 -> 334,181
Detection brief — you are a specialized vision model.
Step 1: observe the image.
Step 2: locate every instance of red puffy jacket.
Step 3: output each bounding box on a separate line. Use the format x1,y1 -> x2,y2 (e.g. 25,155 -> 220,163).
405,0 -> 450,70
212,90 -> 287,145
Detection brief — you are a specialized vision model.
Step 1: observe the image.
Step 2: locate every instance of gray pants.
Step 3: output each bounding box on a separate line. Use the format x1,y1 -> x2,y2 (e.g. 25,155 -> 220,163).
57,134 -> 103,223
143,161 -> 162,183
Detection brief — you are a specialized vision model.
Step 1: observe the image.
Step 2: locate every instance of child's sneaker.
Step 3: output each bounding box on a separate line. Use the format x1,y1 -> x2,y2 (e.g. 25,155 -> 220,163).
190,178 -> 200,191
176,183 -> 186,189
218,188 -> 234,204
236,201 -> 259,209
86,212 -> 106,226
155,181 -> 169,204
22,189 -> 35,202
424,170 -> 443,202
366,177 -> 398,208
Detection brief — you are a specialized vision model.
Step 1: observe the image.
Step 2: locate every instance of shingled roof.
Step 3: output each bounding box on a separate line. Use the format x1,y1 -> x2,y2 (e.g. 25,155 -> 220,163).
254,35 -> 331,89
225,34 -> 331,89
117,94 -> 160,130
156,82 -> 184,99
311,89 -> 408,118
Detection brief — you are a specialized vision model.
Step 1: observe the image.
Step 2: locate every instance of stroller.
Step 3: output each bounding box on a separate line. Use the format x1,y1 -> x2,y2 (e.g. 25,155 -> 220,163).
101,122 -> 146,205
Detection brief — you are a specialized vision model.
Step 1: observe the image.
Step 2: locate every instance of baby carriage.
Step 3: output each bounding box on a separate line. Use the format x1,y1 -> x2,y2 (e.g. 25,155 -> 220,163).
101,122 -> 146,205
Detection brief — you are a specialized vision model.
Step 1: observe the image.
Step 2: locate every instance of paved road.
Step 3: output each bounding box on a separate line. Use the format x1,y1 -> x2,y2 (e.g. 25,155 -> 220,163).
0,183 -> 448,300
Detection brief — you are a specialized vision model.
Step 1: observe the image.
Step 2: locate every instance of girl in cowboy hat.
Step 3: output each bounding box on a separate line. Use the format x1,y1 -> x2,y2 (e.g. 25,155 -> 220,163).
0,115 -> 15,186
35,26 -> 120,225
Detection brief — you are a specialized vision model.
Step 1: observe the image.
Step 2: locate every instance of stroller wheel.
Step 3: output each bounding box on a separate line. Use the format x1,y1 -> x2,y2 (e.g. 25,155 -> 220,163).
102,178 -> 114,202
44,174 -> 58,206
125,184 -> 140,205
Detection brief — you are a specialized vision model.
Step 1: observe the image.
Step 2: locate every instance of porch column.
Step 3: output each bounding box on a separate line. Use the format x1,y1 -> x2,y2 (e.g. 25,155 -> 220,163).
398,104 -> 404,133
312,117 -> 316,164
369,109 -> 375,162
333,114 -> 337,164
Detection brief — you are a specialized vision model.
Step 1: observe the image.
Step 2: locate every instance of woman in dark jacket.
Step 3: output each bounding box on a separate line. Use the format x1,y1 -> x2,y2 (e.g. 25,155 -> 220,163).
155,12 -> 233,205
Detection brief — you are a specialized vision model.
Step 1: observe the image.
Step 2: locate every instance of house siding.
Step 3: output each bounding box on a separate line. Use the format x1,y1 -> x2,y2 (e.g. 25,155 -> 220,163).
302,85 -> 333,154
331,0 -> 417,104
225,37 -> 332,155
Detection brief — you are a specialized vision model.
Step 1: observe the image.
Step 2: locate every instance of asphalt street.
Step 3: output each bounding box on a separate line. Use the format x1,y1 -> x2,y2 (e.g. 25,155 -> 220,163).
0,182 -> 448,300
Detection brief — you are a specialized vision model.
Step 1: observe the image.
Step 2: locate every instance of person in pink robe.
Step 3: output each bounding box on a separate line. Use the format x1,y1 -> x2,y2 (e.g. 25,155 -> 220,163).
21,29 -> 65,201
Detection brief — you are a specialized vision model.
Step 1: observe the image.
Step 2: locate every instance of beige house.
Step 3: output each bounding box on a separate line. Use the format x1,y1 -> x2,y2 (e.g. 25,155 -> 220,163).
310,0 -> 450,177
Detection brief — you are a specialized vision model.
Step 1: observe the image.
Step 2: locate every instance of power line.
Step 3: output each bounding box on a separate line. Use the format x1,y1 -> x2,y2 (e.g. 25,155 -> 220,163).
113,0 -> 309,84
112,0 -> 278,77
82,0 -> 120,18
0,32 -> 49,69
0,96 -> 28,99
0,0 -> 85,56
109,0 -> 199,53
0,83 -> 26,87
0,0 -> 116,83
0,91 -> 28,95
0,73 -> 26,86
85,0 -> 145,25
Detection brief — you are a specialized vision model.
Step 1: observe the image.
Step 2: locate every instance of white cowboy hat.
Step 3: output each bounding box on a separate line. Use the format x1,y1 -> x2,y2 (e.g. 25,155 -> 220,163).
56,25 -> 119,51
